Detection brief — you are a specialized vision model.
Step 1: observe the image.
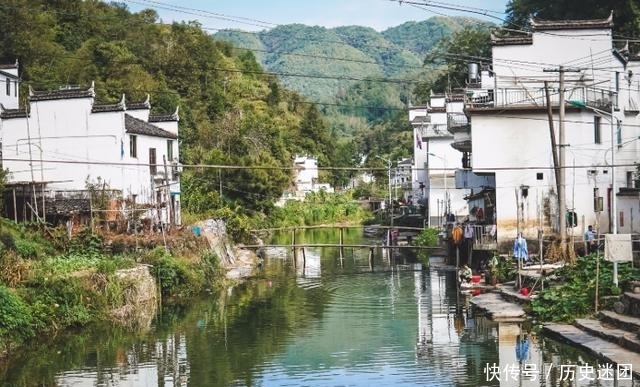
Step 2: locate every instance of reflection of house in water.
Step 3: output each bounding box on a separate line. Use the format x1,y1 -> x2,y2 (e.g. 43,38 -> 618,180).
295,248 -> 321,281
414,270 -> 467,372
55,334 -> 189,386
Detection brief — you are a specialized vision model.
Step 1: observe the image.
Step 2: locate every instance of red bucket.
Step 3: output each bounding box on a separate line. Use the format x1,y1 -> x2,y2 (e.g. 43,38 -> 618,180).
520,287 -> 530,296
471,275 -> 481,283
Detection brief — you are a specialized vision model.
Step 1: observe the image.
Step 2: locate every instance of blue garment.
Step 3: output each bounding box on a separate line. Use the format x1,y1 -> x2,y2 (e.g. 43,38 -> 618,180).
515,335 -> 530,363
513,236 -> 528,261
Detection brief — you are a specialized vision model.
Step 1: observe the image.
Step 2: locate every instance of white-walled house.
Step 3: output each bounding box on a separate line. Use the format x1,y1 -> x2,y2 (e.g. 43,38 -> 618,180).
0,61 -> 19,110
456,14 -> 640,246
411,93 -> 479,227
276,155 -> 334,205
0,83 -> 181,226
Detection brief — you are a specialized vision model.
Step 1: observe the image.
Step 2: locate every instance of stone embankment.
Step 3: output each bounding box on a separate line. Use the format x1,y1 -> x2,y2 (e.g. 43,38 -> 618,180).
196,219 -> 259,279
543,286 -> 640,379
471,278 -> 640,378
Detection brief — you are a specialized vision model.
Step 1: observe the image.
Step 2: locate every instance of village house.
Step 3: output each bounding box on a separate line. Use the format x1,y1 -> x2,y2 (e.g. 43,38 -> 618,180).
410,93 -> 490,228
0,80 -> 181,228
435,14 -> 640,247
276,155 -> 334,206
0,60 -> 19,110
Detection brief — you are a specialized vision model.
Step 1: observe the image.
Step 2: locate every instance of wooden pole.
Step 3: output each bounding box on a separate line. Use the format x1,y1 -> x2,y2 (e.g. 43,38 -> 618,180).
339,227 -> 344,259
292,229 -> 297,266
12,188 -> 17,223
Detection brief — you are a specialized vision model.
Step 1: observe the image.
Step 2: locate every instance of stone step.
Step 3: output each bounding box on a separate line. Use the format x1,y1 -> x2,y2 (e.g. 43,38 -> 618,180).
469,291 -> 526,322
599,310 -> 640,333
621,292 -> 640,318
497,284 -> 532,305
575,318 -> 640,354
543,323 -> 640,379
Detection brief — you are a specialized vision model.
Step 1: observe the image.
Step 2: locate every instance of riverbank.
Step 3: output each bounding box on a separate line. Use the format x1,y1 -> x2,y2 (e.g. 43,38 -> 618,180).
465,256 -> 640,377
0,218 -> 260,354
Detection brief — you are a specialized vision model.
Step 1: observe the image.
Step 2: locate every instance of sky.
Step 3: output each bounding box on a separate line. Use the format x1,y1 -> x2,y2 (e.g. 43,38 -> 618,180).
125,0 -> 511,32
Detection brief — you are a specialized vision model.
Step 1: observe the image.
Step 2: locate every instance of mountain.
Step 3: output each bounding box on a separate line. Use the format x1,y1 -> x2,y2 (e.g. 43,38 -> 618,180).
215,17 -> 492,136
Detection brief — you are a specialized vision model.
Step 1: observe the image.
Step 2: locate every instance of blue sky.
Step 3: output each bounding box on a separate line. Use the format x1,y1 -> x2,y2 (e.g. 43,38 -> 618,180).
126,0 -> 510,32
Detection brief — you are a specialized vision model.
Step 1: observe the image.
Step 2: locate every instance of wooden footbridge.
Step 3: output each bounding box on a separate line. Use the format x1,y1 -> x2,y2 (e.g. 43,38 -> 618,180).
243,224 -> 440,267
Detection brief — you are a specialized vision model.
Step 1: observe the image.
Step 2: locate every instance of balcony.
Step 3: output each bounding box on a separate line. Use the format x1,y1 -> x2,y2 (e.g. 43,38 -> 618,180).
466,86 -> 615,111
417,124 -> 450,139
451,131 -> 471,152
447,112 -> 470,133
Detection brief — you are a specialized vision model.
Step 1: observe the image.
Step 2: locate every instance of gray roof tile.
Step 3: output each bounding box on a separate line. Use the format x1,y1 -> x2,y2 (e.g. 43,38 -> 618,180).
125,114 -> 177,139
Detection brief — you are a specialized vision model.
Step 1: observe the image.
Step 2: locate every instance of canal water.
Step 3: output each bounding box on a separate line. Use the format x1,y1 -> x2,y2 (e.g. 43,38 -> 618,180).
1,228 -> 637,386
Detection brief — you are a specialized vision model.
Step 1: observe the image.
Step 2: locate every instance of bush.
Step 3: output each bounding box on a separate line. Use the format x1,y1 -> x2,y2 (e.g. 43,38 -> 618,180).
14,238 -> 40,259
530,255 -> 640,322
0,285 -> 33,342
414,228 -> 439,264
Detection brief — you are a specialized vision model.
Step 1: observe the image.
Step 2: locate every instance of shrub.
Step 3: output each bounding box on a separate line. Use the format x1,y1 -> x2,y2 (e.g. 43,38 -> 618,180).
530,255 -> 640,322
414,228 -> 440,264
14,238 -> 40,259
0,285 -> 33,342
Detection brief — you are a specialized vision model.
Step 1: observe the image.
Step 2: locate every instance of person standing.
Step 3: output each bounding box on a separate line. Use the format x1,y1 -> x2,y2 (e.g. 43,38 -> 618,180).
585,225 -> 597,254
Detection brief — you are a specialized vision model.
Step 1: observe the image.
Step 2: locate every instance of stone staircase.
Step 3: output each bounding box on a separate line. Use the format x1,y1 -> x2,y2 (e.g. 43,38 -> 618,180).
543,282 -> 640,378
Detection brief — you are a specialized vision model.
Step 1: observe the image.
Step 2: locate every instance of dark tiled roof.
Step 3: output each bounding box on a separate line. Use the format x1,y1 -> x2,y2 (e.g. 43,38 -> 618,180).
127,94 -> 151,110
0,107 -> 28,119
29,83 -> 95,102
149,106 -> 180,122
92,103 -> 125,113
411,116 -> 429,125
0,61 -> 18,70
148,114 -> 178,122
531,14 -> 613,31
427,106 -> 446,113
45,198 -> 91,214
92,94 -> 125,113
492,35 -> 533,46
125,114 -> 177,139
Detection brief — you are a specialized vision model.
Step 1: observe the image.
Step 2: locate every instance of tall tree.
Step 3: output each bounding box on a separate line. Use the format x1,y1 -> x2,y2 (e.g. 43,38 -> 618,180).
505,0 -> 640,39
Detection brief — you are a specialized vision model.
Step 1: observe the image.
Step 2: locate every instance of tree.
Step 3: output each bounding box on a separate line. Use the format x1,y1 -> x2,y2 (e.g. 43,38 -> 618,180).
418,27 -> 492,99
505,0 -> 640,39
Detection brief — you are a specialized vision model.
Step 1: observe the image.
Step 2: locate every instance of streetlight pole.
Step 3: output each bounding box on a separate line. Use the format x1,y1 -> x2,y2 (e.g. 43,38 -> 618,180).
428,152 -> 448,218
567,97 -> 619,285
376,156 -> 393,244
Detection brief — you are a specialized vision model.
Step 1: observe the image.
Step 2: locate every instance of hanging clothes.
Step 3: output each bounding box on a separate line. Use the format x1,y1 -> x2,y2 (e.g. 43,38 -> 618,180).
513,234 -> 529,262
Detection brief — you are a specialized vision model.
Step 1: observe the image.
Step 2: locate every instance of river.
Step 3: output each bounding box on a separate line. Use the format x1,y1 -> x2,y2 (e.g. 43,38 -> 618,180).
0,228 -> 636,386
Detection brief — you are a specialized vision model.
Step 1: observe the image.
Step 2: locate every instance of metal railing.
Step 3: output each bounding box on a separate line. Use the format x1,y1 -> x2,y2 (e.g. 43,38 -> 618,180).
467,86 -> 615,110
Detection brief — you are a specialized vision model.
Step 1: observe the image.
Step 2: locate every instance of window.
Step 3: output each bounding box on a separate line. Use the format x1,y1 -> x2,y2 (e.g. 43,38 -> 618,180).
129,135 -> 137,158
149,148 -> 157,175
167,140 -> 174,161
536,173 -> 543,180
13,80 -> 17,96
617,121 -> 622,147
594,116 -> 601,144
615,71 -> 620,93
5,77 -> 9,96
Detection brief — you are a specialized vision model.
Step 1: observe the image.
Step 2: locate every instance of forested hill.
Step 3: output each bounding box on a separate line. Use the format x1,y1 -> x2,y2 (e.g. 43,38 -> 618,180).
0,1 -> 346,223
215,16 -> 481,106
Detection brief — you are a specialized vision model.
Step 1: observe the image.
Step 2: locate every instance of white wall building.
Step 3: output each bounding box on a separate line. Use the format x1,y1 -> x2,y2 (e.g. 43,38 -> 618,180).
0,61 -> 19,110
459,14 -> 640,245
0,83 -> 181,225
277,155 -> 334,206
411,93 -> 476,227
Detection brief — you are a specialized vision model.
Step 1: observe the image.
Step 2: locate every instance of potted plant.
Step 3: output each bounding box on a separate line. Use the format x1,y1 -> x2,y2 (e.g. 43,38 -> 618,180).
486,253 -> 499,286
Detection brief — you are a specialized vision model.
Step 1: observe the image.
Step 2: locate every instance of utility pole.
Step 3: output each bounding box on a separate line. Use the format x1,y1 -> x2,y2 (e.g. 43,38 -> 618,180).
558,67 -> 566,251
544,66 -> 581,254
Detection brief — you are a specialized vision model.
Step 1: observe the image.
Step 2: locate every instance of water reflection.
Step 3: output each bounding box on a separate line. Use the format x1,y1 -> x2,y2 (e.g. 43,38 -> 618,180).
0,229 -> 637,386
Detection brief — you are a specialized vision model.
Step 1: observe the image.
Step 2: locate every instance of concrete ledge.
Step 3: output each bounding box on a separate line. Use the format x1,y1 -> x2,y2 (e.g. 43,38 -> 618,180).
575,318 -> 640,353
543,323 -> 640,378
